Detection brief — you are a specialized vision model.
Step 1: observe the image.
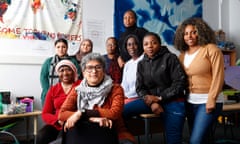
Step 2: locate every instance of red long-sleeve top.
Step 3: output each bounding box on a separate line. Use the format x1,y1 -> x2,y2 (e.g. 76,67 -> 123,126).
42,80 -> 81,130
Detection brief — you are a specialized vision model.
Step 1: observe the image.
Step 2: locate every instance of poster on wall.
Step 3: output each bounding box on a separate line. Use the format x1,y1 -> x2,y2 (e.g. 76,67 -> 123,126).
114,0 -> 202,46
0,0 -> 83,64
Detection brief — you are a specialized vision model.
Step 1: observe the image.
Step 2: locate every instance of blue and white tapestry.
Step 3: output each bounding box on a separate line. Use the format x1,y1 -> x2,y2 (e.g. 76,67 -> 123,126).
114,0 -> 202,45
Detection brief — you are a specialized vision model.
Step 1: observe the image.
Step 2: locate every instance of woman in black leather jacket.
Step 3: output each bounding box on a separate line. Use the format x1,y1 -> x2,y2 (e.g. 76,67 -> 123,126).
136,32 -> 188,144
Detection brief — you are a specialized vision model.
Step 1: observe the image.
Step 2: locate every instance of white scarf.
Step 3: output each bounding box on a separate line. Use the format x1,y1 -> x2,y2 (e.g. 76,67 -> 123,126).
76,75 -> 113,111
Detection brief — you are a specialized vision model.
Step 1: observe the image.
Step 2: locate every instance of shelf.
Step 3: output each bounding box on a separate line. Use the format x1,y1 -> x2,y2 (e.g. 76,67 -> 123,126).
222,49 -> 236,66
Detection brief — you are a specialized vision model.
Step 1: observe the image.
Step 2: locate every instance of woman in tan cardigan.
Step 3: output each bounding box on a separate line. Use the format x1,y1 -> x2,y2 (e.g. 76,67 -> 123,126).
174,17 -> 224,144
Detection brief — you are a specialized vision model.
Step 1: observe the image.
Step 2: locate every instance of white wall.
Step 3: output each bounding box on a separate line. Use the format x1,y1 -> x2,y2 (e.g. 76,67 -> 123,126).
0,0 -> 114,137
1,0 -> 240,137
229,0 -> 240,57
203,0 -> 240,58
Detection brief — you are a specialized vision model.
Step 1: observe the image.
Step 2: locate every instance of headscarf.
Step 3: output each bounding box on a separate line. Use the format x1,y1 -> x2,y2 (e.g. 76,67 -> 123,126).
55,59 -> 78,82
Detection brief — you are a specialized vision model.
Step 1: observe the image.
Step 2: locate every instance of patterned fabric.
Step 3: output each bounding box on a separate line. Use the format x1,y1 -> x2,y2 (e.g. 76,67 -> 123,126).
76,75 -> 113,111
55,59 -> 78,82
103,54 -> 122,84
114,0 -> 202,45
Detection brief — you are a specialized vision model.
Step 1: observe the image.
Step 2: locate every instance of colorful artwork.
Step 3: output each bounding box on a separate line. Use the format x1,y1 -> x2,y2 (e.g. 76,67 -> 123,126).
0,0 -> 11,23
31,0 -> 43,14
0,0 -> 83,42
114,0 -> 202,45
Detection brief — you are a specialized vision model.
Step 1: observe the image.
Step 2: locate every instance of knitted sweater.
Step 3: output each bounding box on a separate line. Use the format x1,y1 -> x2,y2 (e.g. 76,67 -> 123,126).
59,84 -> 136,143
179,44 -> 224,104
42,80 -> 81,130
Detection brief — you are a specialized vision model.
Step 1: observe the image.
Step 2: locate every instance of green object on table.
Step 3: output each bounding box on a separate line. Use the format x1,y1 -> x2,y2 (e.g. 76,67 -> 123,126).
223,90 -> 240,96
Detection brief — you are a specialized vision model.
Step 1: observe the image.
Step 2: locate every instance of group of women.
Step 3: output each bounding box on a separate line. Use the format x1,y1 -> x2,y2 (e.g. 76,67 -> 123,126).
37,9 -> 225,144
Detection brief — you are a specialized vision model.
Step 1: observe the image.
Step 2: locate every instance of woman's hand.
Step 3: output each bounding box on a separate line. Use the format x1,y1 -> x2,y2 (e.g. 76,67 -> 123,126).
206,101 -> 216,113
117,56 -> 125,68
89,117 -> 113,129
151,103 -> 164,114
64,110 -> 82,132
144,95 -> 160,106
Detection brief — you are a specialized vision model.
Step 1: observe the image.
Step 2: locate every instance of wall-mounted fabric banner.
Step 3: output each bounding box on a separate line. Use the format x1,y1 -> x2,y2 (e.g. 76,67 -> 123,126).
0,0 -> 83,42
114,0 -> 202,45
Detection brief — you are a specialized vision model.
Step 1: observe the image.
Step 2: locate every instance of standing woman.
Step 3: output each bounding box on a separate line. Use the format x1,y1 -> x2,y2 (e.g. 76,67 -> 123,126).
174,17 -> 224,144
136,32 -> 187,144
103,37 -> 123,84
72,38 -> 93,79
72,39 -> 93,65
40,38 -> 81,105
37,60 -> 81,144
118,9 -> 148,62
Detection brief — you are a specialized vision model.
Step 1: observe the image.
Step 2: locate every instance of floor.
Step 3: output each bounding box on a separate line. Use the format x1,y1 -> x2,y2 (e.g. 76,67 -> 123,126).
135,117 -> 240,144
1,115 -> 240,144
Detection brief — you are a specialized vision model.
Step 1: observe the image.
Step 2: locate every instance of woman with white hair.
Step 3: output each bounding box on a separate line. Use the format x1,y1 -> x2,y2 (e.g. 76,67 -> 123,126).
59,53 -> 136,144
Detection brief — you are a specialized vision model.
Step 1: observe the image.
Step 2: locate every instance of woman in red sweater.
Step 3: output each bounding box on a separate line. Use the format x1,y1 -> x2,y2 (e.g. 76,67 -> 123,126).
59,53 -> 135,144
37,60 -> 81,144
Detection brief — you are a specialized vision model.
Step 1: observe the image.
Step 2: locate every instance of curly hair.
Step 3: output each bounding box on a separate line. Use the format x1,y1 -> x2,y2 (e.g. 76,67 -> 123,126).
174,17 -> 216,52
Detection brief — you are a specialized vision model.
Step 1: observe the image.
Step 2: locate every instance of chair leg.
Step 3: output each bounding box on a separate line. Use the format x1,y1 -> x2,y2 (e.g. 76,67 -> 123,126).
144,118 -> 150,144
137,135 -> 141,144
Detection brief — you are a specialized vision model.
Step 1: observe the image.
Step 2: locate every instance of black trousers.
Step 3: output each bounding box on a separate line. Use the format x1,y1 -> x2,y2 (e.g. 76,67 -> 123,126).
36,125 -> 60,144
62,120 -> 119,144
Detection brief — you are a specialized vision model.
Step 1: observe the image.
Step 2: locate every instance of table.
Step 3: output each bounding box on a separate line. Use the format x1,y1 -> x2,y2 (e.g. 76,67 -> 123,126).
223,102 -> 240,112
218,103 -> 240,140
222,102 -> 240,127
0,110 -> 42,144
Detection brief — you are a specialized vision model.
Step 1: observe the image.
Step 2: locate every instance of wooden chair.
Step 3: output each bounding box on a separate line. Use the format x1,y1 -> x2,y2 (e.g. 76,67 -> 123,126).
125,113 -> 165,144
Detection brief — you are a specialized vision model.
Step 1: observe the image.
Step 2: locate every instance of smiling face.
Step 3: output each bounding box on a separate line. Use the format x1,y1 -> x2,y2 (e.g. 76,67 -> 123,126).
143,35 -> 161,59
58,66 -> 75,84
126,37 -> 139,59
80,40 -> 93,55
55,42 -> 68,57
184,25 -> 198,48
83,60 -> 105,86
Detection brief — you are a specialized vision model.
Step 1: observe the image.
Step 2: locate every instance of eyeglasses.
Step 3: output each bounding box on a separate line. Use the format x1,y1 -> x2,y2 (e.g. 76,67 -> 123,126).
85,65 -> 103,72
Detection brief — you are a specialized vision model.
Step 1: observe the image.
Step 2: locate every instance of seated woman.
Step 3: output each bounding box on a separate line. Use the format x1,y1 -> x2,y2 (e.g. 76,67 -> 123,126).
121,34 -> 157,119
37,60 -> 81,144
58,53 -> 136,144
103,37 -> 123,84
136,32 -> 188,144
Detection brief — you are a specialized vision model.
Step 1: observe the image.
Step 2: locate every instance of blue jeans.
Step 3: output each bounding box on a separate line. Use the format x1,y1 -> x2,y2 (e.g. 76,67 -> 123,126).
186,103 -> 223,144
162,101 -> 186,144
123,98 -> 152,119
